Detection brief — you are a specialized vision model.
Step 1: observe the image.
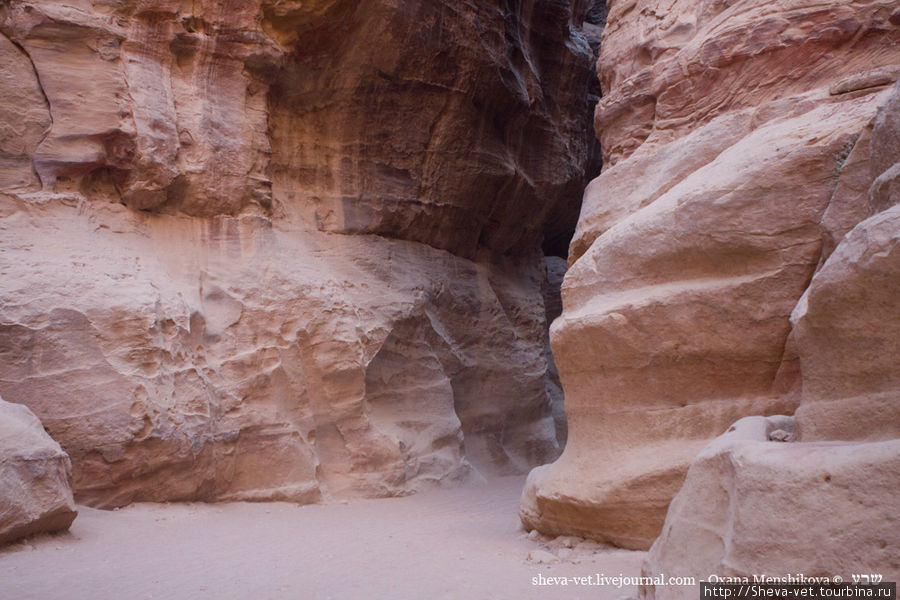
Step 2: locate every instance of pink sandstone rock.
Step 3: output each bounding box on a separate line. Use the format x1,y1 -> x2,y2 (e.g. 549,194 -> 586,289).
639,78 -> 900,600
639,416 -> 899,600
791,79 -> 900,443
0,397 -> 77,545
0,0 -> 599,506
521,0 -> 900,549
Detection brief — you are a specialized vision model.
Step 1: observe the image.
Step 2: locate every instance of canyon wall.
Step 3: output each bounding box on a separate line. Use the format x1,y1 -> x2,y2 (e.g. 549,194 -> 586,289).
522,0 -> 900,550
640,77 -> 900,597
0,0 -> 600,507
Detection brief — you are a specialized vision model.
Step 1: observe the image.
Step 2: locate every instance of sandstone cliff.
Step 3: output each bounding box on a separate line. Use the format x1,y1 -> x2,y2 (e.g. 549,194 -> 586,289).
0,0 -> 599,507
639,77 -> 900,596
521,0 -> 900,550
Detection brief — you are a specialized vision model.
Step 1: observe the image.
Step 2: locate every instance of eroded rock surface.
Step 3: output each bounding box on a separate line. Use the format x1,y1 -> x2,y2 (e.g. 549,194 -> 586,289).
792,80 -> 900,443
0,397 -> 77,545
639,417 -> 900,600
521,0 -> 900,549
542,256 -> 569,446
0,1 -> 598,505
637,79 -> 900,600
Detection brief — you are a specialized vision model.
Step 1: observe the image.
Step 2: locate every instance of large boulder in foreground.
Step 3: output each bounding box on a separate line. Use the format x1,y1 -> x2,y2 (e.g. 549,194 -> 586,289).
0,397 -> 76,545
639,417 -> 900,600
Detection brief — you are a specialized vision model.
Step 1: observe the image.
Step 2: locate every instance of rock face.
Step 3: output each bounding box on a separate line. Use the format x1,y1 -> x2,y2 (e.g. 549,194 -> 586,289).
792,79 -> 900,444
635,79 -> 897,594
0,1 -> 598,506
640,417 -> 900,600
521,0 -> 900,549
266,0 -> 597,260
609,73 -> 900,600
0,397 -> 77,545
542,256 -> 569,446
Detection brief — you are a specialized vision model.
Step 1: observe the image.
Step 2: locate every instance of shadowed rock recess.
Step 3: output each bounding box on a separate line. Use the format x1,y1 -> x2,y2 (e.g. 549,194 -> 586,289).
520,0 -> 900,569
0,0 -> 602,508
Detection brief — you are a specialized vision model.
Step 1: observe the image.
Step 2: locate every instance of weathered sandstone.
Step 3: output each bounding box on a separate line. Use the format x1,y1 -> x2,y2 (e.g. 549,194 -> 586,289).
640,417 -> 900,600
636,76 -> 900,600
265,0 -> 598,259
0,1 -> 600,506
791,79 -> 900,443
0,397 -> 77,545
521,0 -> 900,549
791,206 -> 900,442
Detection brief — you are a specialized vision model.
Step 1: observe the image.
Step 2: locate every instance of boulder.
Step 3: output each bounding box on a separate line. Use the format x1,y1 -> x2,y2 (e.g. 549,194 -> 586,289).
0,397 -> 76,545
640,416 -> 900,600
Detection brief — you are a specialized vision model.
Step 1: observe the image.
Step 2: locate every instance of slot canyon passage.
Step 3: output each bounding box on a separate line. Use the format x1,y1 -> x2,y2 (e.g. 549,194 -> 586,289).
0,0 -> 898,598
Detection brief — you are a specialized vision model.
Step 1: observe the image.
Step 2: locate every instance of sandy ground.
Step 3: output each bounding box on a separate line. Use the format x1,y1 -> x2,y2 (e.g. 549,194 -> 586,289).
0,476 -> 645,600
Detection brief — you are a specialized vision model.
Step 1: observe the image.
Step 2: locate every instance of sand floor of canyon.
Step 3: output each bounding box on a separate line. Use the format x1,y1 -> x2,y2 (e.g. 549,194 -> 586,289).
0,476 -> 645,600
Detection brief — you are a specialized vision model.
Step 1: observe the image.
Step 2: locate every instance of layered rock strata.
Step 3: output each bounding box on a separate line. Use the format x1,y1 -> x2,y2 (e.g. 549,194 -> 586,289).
522,0 -> 900,549
0,1 -> 599,506
791,78 -> 900,444
638,80 -> 900,597
0,397 -> 77,545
